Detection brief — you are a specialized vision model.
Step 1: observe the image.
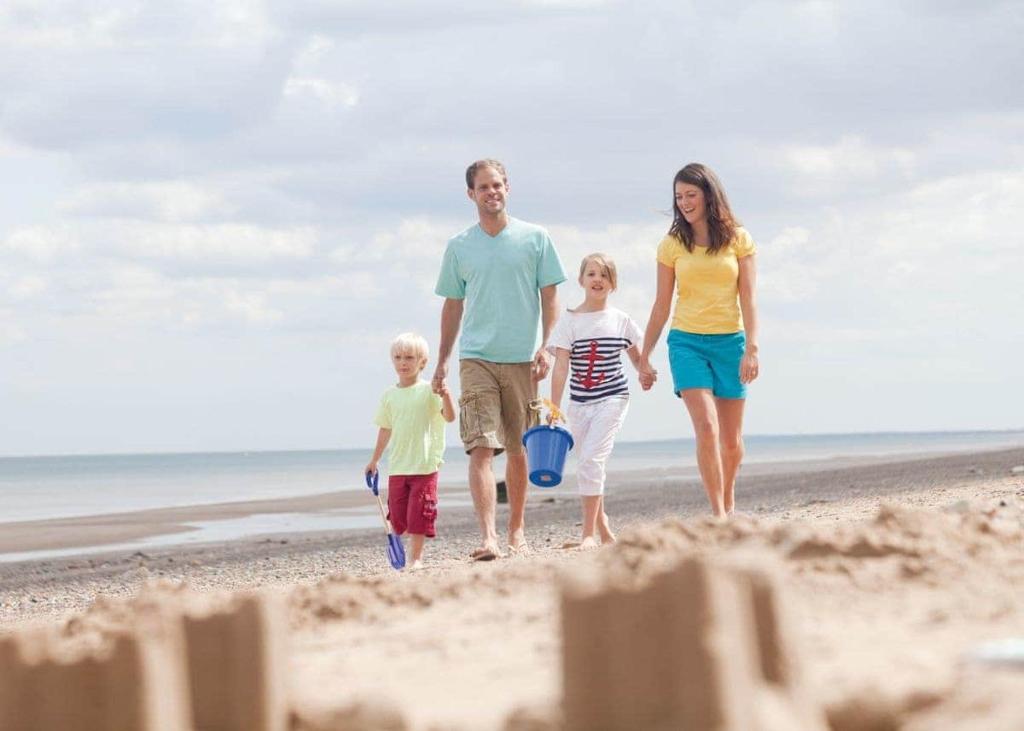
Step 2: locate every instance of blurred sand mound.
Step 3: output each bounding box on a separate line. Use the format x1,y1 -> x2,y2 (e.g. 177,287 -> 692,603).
603,498 -> 1024,584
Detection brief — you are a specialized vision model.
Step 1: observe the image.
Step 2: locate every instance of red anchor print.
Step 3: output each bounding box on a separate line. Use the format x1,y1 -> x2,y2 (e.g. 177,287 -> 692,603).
576,340 -> 607,390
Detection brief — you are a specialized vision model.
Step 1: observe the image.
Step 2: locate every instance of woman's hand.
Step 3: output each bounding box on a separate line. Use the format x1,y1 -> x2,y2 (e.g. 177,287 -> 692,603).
638,359 -> 658,391
740,349 -> 759,384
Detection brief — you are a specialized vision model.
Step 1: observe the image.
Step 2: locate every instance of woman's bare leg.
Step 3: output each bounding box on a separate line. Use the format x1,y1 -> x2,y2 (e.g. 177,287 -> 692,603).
681,389 -> 726,517
715,397 -> 746,514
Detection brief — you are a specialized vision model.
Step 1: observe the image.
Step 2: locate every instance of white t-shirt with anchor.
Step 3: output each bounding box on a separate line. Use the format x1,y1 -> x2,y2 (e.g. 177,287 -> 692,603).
548,307 -> 642,404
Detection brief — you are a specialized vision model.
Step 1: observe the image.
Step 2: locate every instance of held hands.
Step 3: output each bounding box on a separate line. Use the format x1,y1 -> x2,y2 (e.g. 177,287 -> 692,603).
431,362 -> 447,395
638,358 -> 658,391
740,350 -> 760,384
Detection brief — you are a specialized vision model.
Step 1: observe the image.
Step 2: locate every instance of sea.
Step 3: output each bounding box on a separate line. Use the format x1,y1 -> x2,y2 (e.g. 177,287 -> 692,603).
1,429 -> 1022,561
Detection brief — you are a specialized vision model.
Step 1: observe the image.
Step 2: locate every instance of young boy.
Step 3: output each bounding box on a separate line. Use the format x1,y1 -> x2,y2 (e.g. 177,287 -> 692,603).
365,333 -> 455,570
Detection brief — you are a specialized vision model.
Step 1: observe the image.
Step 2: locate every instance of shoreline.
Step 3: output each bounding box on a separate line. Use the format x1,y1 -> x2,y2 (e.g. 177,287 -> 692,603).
1,444 -> 1020,561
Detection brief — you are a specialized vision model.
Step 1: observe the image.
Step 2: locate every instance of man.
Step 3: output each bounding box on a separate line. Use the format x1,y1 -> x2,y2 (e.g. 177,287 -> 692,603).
433,159 -> 566,560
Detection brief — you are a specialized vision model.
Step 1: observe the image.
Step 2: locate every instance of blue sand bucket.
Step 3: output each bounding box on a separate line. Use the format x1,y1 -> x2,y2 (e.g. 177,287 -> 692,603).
522,425 -> 574,487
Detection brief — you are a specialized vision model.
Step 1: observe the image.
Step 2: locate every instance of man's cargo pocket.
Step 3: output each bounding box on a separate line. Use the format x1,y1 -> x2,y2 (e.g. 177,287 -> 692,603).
458,392 -> 482,444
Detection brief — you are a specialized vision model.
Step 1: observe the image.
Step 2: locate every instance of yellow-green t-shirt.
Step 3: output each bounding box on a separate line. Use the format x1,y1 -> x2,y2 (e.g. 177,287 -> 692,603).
655,227 -> 756,334
374,381 -> 446,476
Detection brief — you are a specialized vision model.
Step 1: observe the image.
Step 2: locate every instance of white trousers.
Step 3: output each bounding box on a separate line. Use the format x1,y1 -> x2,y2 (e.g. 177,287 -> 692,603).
567,397 -> 629,497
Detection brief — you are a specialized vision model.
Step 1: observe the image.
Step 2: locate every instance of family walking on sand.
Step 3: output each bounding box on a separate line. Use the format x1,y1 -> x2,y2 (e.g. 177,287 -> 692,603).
366,158 -> 759,567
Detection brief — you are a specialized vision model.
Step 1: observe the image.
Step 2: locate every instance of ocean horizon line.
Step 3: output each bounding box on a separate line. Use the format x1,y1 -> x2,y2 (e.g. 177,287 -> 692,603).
2,426 -> 1023,462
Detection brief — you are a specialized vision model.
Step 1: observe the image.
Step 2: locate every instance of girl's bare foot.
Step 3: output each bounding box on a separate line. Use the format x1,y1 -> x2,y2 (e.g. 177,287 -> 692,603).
598,511 -> 616,544
579,536 -> 599,550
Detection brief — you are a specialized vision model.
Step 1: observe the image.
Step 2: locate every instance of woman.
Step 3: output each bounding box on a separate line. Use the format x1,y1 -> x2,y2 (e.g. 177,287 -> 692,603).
638,163 -> 759,517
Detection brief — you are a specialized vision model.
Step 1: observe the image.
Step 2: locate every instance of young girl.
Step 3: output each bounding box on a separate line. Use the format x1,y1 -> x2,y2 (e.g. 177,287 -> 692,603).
549,254 -> 643,548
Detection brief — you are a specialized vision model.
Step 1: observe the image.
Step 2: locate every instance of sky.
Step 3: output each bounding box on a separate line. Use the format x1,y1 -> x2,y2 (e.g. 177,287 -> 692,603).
1,0 -> 1022,456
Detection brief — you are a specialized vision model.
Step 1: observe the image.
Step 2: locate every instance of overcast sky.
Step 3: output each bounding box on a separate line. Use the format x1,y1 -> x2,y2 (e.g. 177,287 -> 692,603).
1,0 -> 1022,456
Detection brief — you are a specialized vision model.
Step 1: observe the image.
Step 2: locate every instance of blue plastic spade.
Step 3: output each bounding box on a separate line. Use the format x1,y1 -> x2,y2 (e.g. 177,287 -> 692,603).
365,471 -> 406,570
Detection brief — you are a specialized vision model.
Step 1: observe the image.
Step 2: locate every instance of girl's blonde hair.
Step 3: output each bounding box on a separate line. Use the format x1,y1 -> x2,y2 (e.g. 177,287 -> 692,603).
578,253 -> 618,291
390,332 -> 429,361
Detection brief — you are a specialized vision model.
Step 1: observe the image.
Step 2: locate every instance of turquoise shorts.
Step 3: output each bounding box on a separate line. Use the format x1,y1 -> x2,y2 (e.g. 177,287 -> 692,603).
667,329 -> 747,399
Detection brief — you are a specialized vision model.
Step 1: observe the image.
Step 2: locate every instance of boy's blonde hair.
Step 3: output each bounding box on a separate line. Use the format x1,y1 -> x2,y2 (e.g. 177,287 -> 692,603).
578,253 -> 618,291
390,332 -> 430,361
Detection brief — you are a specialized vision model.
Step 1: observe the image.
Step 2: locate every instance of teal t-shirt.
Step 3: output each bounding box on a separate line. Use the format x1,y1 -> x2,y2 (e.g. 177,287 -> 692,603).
434,217 -> 567,363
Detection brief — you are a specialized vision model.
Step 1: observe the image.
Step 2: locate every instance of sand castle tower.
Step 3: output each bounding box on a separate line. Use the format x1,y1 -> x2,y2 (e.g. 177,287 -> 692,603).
561,557 -> 827,731
0,589 -> 288,731
0,607 -> 190,731
181,591 -> 288,731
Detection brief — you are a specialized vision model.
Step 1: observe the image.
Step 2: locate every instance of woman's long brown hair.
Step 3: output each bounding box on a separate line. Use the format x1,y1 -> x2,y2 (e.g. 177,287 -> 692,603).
668,163 -> 739,255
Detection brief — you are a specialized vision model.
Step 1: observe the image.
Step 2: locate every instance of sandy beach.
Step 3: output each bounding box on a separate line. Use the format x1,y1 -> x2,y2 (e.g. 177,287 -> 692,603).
2,446 -> 1024,729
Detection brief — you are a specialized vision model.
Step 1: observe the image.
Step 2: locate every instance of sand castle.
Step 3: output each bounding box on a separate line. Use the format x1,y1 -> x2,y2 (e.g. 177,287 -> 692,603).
0,591 -> 286,731
561,556 -> 828,731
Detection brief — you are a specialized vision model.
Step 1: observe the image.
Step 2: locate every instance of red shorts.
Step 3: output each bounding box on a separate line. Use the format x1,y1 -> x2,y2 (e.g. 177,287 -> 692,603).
387,472 -> 439,538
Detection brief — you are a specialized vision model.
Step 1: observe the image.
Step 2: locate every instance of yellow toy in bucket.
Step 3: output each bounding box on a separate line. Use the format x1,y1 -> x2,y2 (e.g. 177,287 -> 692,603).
523,399 -> 574,487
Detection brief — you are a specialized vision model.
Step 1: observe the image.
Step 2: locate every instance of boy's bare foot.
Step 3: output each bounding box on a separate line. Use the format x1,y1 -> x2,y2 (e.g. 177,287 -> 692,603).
579,536 -> 599,550
598,512 -> 616,544
408,560 -> 425,572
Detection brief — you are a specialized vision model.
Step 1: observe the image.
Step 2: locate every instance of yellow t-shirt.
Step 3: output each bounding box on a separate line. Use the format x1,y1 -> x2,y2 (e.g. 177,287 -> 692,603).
655,227 -> 756,334
374,381 -> 446,476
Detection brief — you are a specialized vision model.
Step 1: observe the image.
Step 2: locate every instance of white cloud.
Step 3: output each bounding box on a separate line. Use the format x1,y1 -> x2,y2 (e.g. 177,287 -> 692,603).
60,180 -> 231,222
222,288 -> 283,325
2,221 -> 318,263
7,275 -> 48,300
777,135 -> 917,193
2,224 -> 81,261
115,222 -> 318,261
284,78 -> 360,109
368,218 -> 458,260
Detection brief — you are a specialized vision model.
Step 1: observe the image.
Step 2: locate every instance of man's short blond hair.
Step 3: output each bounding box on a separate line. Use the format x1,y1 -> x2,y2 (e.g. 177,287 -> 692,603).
390,332 -> 429,360
578,253 -> 618,291
465,159 -> 508,189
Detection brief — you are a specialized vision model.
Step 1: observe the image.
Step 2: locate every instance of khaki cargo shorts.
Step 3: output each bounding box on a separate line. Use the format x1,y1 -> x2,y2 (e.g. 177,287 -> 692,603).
458,359 -> 539,456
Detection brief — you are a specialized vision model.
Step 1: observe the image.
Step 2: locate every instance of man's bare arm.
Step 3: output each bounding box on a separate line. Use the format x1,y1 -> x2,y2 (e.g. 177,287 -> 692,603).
532,284 -> 559,381
433,298 -> 464,393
